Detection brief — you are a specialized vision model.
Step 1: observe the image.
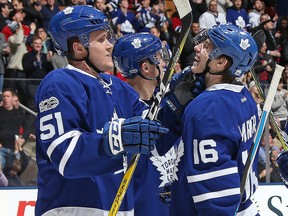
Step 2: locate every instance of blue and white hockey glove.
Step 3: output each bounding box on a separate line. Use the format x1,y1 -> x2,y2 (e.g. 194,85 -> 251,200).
103,117 -> 169,156
159,184 -> 172,206
164,66 -> 205,118
276,150 -> 288,189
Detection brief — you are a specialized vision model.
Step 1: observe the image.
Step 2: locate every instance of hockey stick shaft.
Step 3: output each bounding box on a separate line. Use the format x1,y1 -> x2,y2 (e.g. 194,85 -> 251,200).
108,1 -> 193,215
250,69 -> 288,150
236,64 -> 283,215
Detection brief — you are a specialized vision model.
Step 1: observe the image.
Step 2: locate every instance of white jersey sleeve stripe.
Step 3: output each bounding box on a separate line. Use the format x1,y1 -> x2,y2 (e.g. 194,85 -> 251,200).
187,167 -> 238,183
192,188 -> 240,203
47,130 -> 82,159
59,133 -> 81,176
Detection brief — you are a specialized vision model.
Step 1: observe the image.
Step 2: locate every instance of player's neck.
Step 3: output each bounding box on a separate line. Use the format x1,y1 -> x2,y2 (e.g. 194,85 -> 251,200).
128,78 -> 155,101
72,61 -> 99,77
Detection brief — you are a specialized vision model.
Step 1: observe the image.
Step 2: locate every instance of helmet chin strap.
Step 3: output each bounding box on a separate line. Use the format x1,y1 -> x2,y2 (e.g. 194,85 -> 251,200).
202,59 -> 226,76
84,48 -> 102,74
139,65 -> 161,86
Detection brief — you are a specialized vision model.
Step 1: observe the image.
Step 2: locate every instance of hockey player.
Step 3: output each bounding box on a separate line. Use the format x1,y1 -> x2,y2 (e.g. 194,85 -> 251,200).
34,6 -> 169,216
168,24 -> 260,215
113,32 -> 171,215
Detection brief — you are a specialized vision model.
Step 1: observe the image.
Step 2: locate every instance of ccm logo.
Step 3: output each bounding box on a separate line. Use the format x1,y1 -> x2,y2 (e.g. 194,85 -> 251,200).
17,200 -> 36,216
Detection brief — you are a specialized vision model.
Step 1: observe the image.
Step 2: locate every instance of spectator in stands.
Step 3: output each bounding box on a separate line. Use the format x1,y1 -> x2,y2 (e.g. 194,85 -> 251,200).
12,92 -> 20,109
94,0 -> 114,22
0,162 -> 8,186
0,3 -> 11,31
22,36 -> 53,111
1,9 -> 30,41
205,0 -> 232,16
0,32 -> 8,92
4,17 -> 28,101
248,0 -> 264,29
40,0 -> 60,30
258,13 -> 281,61
198,0 -> 226,29
269,148 -> 282,182
191,22 -> 200,36
253,42 -> 274,88
35,27 -> 53,54
190,0 -> 207,22
282,64 -> 288,89
67,0 -> 86,6
150,25 -> 171,51
249,82 -> 263,118
3,141 -> 29,186
111,0 -> 140,37
276,17 -> 288,65
22,0 -> 43,26
226,0 -> 250,30
271,78 -> 288,131
258,132 -> 276,168
173,61 -> 182,74
0,89 -> 29,171
136,0 -> 167,33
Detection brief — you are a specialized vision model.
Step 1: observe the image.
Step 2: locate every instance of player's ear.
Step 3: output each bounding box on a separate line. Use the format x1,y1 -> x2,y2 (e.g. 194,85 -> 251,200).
140,61 -> 150,75
217,56 -> 229,68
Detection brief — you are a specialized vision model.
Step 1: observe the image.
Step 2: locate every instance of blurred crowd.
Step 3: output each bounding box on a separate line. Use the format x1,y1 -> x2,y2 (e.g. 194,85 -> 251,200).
0,0 -> 288,186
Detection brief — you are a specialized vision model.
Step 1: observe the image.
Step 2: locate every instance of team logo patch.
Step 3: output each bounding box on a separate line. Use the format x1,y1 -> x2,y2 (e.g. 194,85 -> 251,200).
150,140 -> 184,187
131,38 -> 141,49
63,7 -> 73,15
239,39 -> 250,50
235,69 -> 242,76
39,97 -> 59,113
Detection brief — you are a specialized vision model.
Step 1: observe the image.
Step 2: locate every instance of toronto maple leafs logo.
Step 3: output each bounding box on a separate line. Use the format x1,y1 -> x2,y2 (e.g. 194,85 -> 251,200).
150,140 -> 184,187
63,7 -> 73,15
131,38 -> 141,49
235,69 -> 242,76
239,39 -> 250,50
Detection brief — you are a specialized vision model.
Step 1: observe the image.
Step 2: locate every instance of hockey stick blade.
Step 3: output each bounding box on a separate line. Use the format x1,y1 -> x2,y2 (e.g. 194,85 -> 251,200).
235,64 -> 284,215
108,1 -> 193,215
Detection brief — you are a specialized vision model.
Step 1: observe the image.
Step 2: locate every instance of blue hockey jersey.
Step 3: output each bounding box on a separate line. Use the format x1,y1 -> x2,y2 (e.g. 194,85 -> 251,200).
35,65 -> 147,215
170,83 -> 260,215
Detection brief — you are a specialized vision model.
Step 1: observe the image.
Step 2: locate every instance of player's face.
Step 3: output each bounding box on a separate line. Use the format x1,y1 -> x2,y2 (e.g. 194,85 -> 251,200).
192,39 -> 214,73
88,30 -> 114,72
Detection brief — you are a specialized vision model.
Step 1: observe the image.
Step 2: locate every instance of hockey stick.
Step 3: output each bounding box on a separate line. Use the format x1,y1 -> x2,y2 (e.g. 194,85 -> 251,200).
108,1 -> 193,215
250,30 -> 288,151
250,68 -> 288,151
235,64 -> 283,215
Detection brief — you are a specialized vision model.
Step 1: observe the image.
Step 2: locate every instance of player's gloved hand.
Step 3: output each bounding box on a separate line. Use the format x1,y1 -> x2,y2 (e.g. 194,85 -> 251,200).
159,184 -> 172,206
276,150 -> 288,189
103,117 -> 169,156
164,66 -> 205,117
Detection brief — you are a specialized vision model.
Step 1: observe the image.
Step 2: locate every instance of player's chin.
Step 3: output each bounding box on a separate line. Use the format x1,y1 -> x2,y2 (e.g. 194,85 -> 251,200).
191,61 -> 203,74
102,62 -> 114,72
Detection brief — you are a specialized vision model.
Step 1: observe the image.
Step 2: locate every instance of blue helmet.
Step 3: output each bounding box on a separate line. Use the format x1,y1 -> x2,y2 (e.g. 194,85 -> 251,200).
195,24 -> 258,77
48,5 -> 114,55
113,33 -> 169,79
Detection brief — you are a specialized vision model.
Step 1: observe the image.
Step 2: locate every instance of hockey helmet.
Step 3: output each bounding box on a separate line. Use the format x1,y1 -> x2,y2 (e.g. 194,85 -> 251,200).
113,33 -> 170,79
194,24 -> 258,77
48,5 -> 115,55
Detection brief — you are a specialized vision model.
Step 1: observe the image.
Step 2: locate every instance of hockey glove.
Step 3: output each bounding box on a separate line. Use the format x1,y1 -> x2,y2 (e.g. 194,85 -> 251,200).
103,117 -> 169,156
164,66 -> 205,118
276,150 -> 288,189
159,184 -> 172,206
